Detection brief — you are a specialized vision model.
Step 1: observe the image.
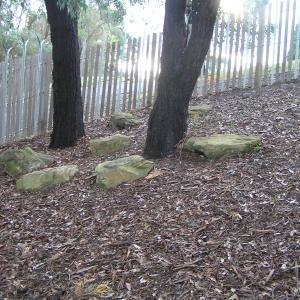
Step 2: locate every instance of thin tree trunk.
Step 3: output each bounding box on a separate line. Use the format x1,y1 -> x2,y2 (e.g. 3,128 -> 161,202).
45,0 -> 84,149
144,0 -> 220,158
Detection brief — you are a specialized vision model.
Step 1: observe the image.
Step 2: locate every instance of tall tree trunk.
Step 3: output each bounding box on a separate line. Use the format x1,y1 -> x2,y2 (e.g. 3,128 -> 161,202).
144,0 -> 220,158
45,0 -> 84,149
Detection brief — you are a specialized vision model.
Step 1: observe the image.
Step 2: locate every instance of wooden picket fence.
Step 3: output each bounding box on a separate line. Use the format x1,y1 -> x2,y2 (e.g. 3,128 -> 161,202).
0,0 -> 300,145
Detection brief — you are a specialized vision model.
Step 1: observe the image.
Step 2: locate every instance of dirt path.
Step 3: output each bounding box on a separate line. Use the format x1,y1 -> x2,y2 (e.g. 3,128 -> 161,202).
0,81 -> 299,299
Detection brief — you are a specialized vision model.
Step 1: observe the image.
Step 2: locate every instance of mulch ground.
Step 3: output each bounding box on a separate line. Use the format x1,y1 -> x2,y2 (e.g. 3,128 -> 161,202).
0,81 -> 300,299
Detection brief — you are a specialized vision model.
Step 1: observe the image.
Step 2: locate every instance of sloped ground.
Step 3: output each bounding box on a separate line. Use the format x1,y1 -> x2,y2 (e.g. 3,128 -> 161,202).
0,81 -> 299,299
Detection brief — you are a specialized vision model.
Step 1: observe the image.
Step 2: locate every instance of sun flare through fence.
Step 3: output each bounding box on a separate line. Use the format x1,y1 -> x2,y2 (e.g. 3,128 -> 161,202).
0,0 -> 300,145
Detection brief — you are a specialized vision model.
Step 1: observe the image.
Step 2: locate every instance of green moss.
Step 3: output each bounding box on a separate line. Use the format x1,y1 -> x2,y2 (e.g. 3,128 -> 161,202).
184,134 -> 262,160
95,155 -> 154,189
90,134 -> 131,156
0,147 -> 55,177
110,112 -> 141,129
16,165 -> 78,192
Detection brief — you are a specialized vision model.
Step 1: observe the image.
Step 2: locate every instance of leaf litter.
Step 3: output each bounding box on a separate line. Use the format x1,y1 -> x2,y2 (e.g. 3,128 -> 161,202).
0,80 -> 299,299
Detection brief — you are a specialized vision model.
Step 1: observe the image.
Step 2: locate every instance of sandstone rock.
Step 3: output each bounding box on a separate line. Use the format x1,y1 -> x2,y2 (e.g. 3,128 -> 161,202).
90,134 -> 131,156
184,134 -> 261,159
241,92 -> 252,99
0,147 -> 55,177
95,155 -> 154,189
16,165 -> 78,192
188,104 -> 212,119
292,98 -> 300,105
110,112 -> 141,129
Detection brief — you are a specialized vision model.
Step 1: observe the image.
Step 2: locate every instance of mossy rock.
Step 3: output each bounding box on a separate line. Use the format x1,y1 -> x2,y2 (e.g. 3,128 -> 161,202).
90,134 -> 131,157
293,98 -> 300,104
16,165 -> 78,192
188,104 -> 212,119
110,112 -> 141,129
0,147 -> 55,177
95,155 -> 154,189
183,134 -> 261,160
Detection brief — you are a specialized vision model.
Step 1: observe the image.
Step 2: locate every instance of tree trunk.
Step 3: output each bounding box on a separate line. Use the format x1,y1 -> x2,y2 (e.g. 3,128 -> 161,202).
45,0 -> 84,149
144,0 -> 220,158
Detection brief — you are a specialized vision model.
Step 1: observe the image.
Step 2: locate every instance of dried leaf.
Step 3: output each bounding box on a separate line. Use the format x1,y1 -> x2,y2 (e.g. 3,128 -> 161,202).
145,169 -> 164,180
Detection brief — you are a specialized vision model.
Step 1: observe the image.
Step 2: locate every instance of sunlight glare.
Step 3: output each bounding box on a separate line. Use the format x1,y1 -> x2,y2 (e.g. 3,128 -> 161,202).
221,0 -> 244,16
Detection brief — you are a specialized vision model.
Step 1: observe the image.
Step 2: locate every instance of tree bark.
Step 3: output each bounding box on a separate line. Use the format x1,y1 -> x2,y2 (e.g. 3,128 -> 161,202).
45,0 -> 84,149
144,0 -> 220,158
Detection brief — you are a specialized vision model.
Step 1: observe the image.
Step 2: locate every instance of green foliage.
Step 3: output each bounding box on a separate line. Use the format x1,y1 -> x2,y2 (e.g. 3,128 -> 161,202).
0,0 -> 50,60
57,0 -> 87,18
78,1 -> 127,43
0,0 -> 143,59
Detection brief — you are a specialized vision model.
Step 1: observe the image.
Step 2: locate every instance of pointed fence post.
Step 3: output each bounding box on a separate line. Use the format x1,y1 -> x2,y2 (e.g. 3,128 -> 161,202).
1,48 -> 13,144
18,40 -> 28,138
254,7 -> 266,91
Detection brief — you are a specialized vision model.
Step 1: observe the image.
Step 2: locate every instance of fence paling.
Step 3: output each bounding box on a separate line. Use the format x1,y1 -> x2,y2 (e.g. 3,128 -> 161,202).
100,43 -> 110,117
12,60 -> 19,140
6,59 -> 14,142
43,55 -> 50,132
297,16 -> 300,78
225,15 -> 235,90
111,42 -> 121,113
81,46 -> 90,114
147,33 -> 157,106
90,45 -> 101,120
154,33 -> 163,100
276,2 -> 284,81
264,4 -> 272,85
232,17 -> 242,88
122,39 -> 132,112
238,14 -> 247,88
249,13 -> 257,88
216,15 -> 225,92
1,0 -> 300,146
1,53 -> 10,143
0,62 -> 4,142
133,37 -> 142,110
85,46 -> 95,121
202,46 -> 211,95
106,43 -> 116,116
142,35 -> 151,107
128,39 -> 137,111
287,0 -> 296,80
47,90 -> 53,131
281,0 -> 290,81
209,17 -> 219,93
255,8 -> 266,90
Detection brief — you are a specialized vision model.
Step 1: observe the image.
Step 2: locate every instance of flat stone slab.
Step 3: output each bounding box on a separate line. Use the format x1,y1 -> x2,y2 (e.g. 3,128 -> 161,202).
90,134 -> 131,157
188,104 -> 212,119
0,147 -> 55,177
110,112 -> 141,129
16,165 -> 78,192
183,134 -> 261,160
293,99 -> 300,104
95,155 -> 154,189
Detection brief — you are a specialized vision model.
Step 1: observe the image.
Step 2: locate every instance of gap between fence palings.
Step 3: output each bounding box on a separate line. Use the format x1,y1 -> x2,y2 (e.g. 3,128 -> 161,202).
1,0 -> 300,146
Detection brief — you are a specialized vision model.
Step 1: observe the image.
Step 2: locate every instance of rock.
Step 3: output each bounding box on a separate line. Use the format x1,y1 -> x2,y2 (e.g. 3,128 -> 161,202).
110,112 -> 141,129
241,92 -> 252,99
188,104 -> 212,119
95,155 -> 154,189
183,134 -> 261,160
16,165 -> 78,192
0,147 -> 55,177
293,98 -> 300,104
90,134 -> 131,157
